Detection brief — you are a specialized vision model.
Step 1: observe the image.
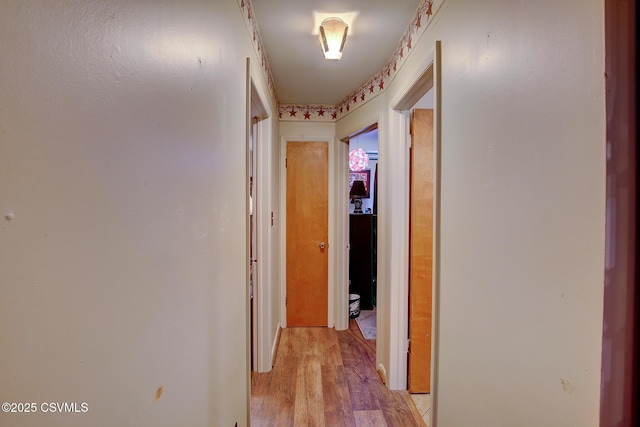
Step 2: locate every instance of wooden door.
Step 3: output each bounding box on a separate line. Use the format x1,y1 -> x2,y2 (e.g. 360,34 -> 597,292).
286,141 -> 329,326
408,109 -> 433,392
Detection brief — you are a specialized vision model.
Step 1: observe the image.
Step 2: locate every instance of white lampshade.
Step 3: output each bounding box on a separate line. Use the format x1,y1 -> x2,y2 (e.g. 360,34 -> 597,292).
319,17 -> 348,60
349,148 -> 369,171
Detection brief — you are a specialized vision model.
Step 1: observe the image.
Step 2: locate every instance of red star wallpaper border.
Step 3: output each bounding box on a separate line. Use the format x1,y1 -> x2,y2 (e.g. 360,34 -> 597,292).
239,0 -> 436,122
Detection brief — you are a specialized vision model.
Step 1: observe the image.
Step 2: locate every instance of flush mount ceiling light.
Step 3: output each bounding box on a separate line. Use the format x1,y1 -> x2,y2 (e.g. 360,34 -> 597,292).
319,17 -> 348,60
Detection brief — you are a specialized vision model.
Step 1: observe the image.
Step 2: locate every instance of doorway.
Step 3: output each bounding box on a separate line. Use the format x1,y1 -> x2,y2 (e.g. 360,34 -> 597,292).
247,73 -> 269,373
285,141 -> 329,326
249,115 -> 261,372
346,125 -> 379,345
387,40 -> 440,420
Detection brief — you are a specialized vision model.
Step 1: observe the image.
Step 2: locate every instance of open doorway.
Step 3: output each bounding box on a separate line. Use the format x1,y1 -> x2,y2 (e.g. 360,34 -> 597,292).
346,125 -> 379,350
389,40 -> 440,425
247,73 -> 268,373
249,116 -> 257,372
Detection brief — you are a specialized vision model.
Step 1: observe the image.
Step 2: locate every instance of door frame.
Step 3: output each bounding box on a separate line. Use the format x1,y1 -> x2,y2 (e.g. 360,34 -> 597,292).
342,124 -> 379,321
284,141 -> 329,326
251,113 -> 271,372
278,133 -> 347,330
247,64 -> 272,373
385,41 -> 441,402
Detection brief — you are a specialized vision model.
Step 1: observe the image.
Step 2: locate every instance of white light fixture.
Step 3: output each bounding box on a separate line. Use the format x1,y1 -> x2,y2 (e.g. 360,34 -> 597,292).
349,148 -> 369,172
319,17 -> 348,60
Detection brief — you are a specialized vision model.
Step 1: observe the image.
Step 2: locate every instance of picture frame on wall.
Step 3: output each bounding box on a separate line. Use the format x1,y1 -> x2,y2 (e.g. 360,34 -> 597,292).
349,169 -> 370,198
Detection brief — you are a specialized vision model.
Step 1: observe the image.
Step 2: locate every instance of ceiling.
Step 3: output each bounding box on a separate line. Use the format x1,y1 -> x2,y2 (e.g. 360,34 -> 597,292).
250,0 -> 422,106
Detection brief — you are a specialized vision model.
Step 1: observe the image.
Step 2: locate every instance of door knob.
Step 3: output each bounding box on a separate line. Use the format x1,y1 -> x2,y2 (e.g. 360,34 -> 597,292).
319,242 -> 326,250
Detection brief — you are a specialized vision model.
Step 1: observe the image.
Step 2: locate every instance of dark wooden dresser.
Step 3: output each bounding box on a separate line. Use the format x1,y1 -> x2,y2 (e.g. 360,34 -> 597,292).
349,214 -> 377,310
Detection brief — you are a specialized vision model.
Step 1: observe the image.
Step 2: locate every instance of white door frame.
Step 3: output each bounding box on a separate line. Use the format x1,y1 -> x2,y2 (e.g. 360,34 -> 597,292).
248,72 -> 272,373
278,134 -> 343,330
385,41 -> 441,404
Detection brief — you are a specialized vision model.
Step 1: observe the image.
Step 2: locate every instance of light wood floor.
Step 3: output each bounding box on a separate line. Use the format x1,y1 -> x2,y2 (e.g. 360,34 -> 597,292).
250,320 -> 425,426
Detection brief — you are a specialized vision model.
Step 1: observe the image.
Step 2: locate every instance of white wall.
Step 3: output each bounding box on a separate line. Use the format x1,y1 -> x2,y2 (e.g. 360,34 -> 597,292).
432,1 -> 605,424
0,1 -> 277,426
340,0 -> 606,425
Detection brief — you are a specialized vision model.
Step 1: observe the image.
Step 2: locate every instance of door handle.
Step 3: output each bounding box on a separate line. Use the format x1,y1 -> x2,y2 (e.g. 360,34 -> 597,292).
319,242 -> 326,250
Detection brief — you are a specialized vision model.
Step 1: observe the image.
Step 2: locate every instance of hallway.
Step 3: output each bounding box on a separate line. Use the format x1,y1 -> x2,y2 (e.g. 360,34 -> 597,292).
250,322 -> 425,426
0,1 -> 625,426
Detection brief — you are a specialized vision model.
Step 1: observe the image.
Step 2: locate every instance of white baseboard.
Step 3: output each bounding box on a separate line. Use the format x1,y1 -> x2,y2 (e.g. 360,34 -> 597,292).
270,323 -> 282,368
377,363 -> 387,384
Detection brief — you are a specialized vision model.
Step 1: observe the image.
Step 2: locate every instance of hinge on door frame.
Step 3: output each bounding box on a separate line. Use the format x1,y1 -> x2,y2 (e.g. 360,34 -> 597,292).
406,338 -> 411,354
285,158 -> 287,168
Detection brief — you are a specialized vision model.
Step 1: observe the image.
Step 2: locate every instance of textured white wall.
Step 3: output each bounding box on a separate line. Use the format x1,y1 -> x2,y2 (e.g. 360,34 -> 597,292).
431,1 -> 605,425
340,0 -> 606,425
0,1 -> 275,426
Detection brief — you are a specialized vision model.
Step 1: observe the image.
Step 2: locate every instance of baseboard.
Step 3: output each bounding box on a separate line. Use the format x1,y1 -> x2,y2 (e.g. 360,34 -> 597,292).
270,323 -> 282,367
377,363 -> 387,385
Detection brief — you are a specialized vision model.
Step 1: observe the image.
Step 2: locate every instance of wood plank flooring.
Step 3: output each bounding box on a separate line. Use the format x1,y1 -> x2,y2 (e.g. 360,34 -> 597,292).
251,320 -> 425,427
